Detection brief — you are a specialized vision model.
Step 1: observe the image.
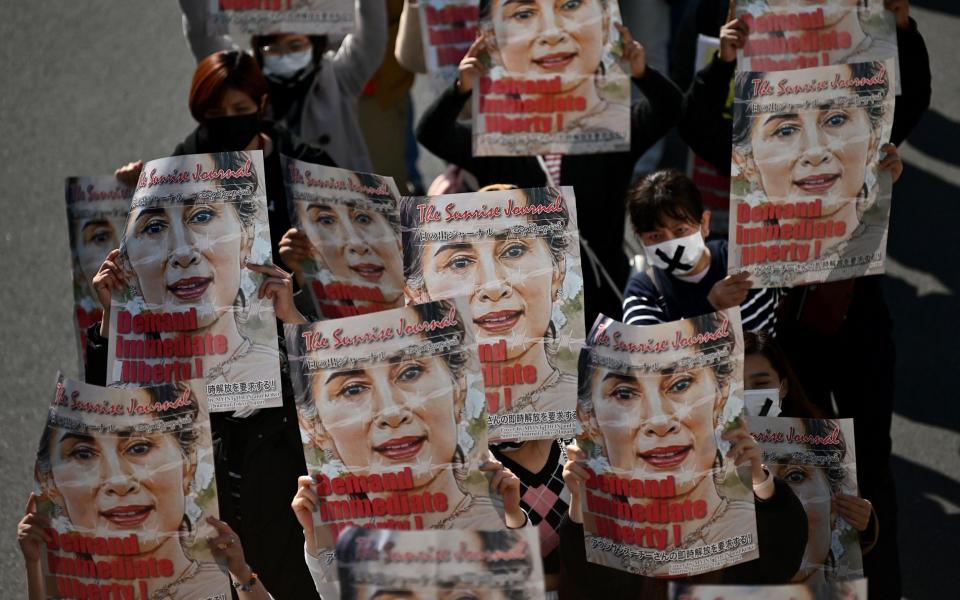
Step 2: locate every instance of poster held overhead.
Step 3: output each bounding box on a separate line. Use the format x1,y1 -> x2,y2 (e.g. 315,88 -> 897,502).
400,186 -> 585,441
65,176 -> 132,376
33,374 -> 230,599
106,151 -> 283,413
576,309 -> 759,576
419,0 -> 480,93
206,0 -> 355,36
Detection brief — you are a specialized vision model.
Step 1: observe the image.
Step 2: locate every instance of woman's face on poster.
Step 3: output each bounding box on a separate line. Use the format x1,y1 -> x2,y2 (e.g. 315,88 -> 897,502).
75,217 -> 123,294
490,0 -> 607,89
124,172 -> 248,327
588,323 -> 723,492
46,389 -> 192,551
416,196 -> 561,360
769,442 -> 837,581
739,65 -> 878,217
297,190 -> 404,300
310,315 -> 461,487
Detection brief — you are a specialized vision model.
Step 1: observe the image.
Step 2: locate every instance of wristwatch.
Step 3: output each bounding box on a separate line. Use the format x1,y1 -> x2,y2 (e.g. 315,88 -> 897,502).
232,571 -> 259,592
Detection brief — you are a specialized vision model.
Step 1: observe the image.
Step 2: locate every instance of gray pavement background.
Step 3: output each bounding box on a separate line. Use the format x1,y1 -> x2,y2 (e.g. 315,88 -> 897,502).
0,1 -> 957,596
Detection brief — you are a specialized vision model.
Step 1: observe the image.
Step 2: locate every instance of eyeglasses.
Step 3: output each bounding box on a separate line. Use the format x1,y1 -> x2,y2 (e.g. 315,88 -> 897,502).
259,38 -> 311,56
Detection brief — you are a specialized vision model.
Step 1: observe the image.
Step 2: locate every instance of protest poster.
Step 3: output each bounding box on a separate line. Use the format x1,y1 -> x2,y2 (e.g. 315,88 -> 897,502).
575,309 -> 759,577
206,0 -> 354,36
106,151 -> 282,413
419,1 -> 480,93
65,176 -> 132,375
335,527 -> 546,600
669,578 -> 868,600
400,187 -> 585,441
749,417 -> 864,584
729,59 -> 897,287
472,0 -> 630,156
282,157 -> 405,319
687,34 -> 733,235
735,0 -> 897,73
33,374 -> 230,600
285,300 -> 506,565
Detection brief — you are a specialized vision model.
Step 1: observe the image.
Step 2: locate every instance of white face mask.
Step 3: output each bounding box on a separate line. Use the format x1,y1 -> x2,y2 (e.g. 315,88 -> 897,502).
744,388 -> 782,417
261,48 -> 313,80
642,231 -> 706,275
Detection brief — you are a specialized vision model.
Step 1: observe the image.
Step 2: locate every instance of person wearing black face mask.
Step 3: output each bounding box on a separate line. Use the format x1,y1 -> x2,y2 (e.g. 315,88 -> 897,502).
178,0 -> 386,172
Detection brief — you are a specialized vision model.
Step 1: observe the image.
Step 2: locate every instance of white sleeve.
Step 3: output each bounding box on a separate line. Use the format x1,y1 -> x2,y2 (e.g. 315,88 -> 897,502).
305,546 -> 341,599
331,0 -> 388,96
179,0 -> 238,62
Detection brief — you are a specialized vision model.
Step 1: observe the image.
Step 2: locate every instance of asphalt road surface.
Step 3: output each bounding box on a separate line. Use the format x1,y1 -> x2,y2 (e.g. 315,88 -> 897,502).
0,2 -> 957,597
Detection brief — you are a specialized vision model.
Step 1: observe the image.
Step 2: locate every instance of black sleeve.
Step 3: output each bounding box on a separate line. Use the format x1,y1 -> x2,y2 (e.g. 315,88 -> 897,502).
678,53 -> 736,173
558,515 -> 641,599
84,322 -> 108,386
890,18 -> 932,147
630,68 -> 686,160
415,81 -> 477,172
722,477 -> 809,584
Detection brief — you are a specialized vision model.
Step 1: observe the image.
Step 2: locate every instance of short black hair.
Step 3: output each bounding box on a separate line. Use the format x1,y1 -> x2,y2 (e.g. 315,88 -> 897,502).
627,169 -> 704,234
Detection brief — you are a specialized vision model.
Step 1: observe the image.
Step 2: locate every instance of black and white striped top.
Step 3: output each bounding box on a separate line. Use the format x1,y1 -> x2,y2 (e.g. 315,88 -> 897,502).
622,240 -> 780,333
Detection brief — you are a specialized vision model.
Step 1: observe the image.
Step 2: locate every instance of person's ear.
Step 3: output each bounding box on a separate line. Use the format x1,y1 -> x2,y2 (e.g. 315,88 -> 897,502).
239,229 -> 254,268
453,377 -> 467,424
577,404 -> 603,449
867,130 -> 881,164
700,211 -> 712,238
779,378 -> 789,401
258,94 -> 268,117
551,257 -> 567,301
182,454 -> 197,496
732,149 -> 759,184
404,283 -> 430,305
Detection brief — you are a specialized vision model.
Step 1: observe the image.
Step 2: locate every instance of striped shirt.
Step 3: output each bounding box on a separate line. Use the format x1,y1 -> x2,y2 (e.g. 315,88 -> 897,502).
622,239 -> 780,333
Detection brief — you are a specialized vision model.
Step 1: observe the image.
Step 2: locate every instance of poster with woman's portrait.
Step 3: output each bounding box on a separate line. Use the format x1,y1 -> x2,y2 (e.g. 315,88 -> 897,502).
669,578 -> 868,600
336,527 -> 546,600
735,0 -> 898,78
282,157 -> 405,319
34,374 -> 230,600
729,59 -> 897,287
400,186 -> 585,442
575,309 -> 759,577
749,417 -> 863,585
472,0 -> 631,156
284,300 -> 507,565
106,151 -> 282,413
65,176 -> 132,376
419,0 -> 481,93
206,0 -> 355,36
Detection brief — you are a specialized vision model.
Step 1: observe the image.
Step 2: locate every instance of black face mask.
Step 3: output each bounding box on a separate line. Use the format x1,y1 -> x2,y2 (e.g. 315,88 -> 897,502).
199,112 -> 261,152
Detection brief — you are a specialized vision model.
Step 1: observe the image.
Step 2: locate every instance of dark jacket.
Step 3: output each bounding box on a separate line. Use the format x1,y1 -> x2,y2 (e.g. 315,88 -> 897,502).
173,119 -> 337,269
558,477 -> 809,600
415,70 -> 684,326
85,325 -> 319,600
681,18 -> 933,173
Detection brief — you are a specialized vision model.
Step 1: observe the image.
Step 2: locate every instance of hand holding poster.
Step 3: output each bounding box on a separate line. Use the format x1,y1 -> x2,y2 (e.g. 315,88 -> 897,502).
282,157 -> 405,319
576,309 -> 759,576
669,578 -> 868,600
735,0 -> 897,73
336,528 -> 546,600
749,417 -> 864,584
206,0 -> 355,36
472,0 -> 630,156
729,60 -> 897,287
106,152 -> 282,413
33,375 -> 230,599
65,176 -> 132,375
400,187 -> 585,441
285,301 -> 505,565
419,1 -> 480,93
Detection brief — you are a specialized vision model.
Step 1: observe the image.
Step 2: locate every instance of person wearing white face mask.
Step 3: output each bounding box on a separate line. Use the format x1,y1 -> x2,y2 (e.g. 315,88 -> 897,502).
622,169 -> 781,333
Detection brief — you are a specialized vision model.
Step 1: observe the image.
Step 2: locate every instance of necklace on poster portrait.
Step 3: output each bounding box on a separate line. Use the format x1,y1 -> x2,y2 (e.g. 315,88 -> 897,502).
431,493 -> 475,530
206,335 -> 254,381
508,368 -> 563,413
150,560 -> 200,599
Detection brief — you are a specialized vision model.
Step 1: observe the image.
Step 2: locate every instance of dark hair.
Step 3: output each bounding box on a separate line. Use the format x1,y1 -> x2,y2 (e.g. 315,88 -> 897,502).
743,331 -> 824,418
627,170 -> 705,235
250,34 -> 328,67
189,50 -> 270,123
401,187 -> 570,293
733,61 -> 890,151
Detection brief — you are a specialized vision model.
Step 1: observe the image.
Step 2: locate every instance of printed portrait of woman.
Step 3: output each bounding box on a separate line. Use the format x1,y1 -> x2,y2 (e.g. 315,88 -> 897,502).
763,419 -> 862,586
578,312 -> 756,575
739,0 -> 897,68
731,60 -> 894,281
290,168 -> 405,314
115,152 -> 279,401
401,187 -> 583,418
337,528 -> 541,600
35,379 -> 227,599
478,0 -> 630,151
294,302 -> 503,535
